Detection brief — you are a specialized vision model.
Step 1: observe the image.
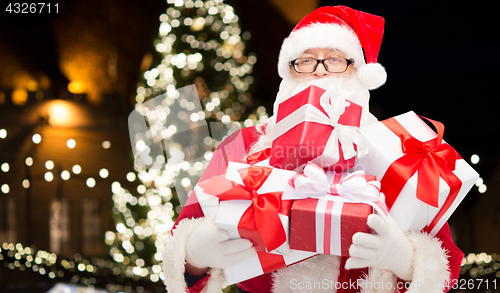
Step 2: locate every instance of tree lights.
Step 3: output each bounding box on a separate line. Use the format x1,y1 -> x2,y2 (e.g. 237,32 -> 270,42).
106,0 -> 270,275
0,242 -> 167,292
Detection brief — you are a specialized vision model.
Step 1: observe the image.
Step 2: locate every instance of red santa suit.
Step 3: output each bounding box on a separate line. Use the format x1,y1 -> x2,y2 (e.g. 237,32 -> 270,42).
163,5 -> 464,293
162,126 -> 463,293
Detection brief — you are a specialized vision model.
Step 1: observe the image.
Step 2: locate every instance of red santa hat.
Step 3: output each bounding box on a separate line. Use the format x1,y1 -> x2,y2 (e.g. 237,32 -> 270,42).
278,5 -> 387,90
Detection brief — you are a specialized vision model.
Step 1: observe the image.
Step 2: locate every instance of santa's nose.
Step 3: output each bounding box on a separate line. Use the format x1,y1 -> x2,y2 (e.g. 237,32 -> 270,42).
313,63 -> 329,76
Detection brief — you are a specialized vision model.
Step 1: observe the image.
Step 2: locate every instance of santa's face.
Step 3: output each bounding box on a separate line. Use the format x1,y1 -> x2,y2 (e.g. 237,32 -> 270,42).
274,47 -> 369,117
248,47 -> 376,156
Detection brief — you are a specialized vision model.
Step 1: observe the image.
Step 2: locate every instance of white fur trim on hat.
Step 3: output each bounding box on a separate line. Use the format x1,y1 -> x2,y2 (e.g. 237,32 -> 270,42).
278,23 -> 387,90
278,23 -> 365,79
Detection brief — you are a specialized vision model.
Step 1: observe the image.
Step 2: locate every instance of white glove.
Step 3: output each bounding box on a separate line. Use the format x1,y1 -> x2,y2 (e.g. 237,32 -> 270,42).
185,215 -> 256,270
345,213 -> 415,281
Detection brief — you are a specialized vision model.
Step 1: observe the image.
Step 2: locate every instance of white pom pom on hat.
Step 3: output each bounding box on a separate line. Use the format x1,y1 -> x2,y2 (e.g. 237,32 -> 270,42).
278,5 -> 387,90
357,62 -> 387,90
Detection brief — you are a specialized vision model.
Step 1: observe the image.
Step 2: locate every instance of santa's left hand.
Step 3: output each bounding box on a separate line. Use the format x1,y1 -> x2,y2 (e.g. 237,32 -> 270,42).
345,213 -> 415,281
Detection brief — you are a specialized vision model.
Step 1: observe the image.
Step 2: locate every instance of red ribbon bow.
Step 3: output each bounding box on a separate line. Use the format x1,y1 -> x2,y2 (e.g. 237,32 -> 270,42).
199,164 -> 289,252
380,116 -> 462,232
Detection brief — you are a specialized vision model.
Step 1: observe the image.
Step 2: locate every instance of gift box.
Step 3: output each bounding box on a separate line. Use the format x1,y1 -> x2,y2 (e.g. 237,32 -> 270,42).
283,162 -> 387,256
194,160 -> 317,284
290,198 -> 371,256
356,111 -> 479,235
222,249 -> 316,285
269,85 -> 368,171
195,160 -> 296,253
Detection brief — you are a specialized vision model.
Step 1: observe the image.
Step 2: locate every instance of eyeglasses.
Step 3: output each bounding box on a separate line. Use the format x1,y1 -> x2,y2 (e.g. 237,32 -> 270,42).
290,57 -> 353,73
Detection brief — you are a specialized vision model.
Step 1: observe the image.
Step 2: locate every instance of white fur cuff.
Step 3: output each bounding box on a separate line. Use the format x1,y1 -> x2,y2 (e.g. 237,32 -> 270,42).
361,231 -> 450,293
405,231 -> 450,293
163,217 -> 227,293
272,254 -> 342,293
162,217 -> 205,293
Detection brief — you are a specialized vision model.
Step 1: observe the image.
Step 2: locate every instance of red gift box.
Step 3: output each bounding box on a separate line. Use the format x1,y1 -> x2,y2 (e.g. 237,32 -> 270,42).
282,162 -> 387,256
270,85 -> 367,171
290,198 -> 371,256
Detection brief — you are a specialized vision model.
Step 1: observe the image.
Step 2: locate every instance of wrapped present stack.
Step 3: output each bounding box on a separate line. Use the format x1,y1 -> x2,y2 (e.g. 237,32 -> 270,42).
192,85 -> 479,284
270,85 -> 368,171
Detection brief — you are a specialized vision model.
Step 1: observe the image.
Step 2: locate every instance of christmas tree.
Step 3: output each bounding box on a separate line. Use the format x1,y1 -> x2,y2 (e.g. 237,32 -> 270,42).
105,0 -> 268,283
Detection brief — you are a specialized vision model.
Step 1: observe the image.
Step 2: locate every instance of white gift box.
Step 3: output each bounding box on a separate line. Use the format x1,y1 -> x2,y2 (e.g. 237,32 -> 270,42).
222,249 -> 316,285
194,160 -> 316,284
356,111 -> 479,235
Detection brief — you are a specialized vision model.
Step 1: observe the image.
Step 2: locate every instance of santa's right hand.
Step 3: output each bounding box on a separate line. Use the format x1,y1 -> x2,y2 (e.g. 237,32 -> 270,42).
185,214 -> 256,270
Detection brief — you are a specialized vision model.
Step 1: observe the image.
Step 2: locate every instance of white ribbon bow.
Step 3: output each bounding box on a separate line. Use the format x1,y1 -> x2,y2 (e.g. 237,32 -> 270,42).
315,89 -> 368,164
283,162 -> 388,217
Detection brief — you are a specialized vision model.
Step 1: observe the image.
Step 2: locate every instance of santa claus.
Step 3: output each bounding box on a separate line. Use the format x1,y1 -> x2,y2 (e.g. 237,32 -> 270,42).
162,5 -> 463,293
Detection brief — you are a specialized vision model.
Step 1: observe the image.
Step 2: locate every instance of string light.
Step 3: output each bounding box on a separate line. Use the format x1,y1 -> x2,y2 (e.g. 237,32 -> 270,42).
0,129 -> 6,139
461,252 -> 500,279
44,172 -> 54,182
102,141 -> 111,149
1,184 -> 9,194
72,165 -> 82,174
0,242 -> 165,292
99,168 -> 109,178
45,160 -> 54,170
86,178 -> 96,188
1,242 -> 493,292
61,171 -> 71,180
126,172 -> 136,182
471,154 -> 480,164
67,139 -> 76,149
32,134 -> 42,144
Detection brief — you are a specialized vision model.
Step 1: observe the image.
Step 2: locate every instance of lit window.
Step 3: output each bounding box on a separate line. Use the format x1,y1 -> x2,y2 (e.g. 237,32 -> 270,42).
82,199 -> 101,255
0,197 -> 16,243
50,199 -> 71,254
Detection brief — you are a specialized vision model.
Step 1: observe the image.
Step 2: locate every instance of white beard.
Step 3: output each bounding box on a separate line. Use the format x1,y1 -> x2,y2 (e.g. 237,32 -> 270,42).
250,73 -> 378,155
